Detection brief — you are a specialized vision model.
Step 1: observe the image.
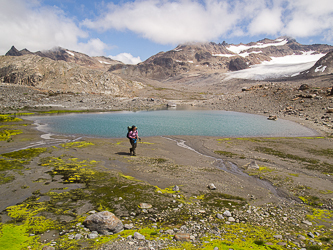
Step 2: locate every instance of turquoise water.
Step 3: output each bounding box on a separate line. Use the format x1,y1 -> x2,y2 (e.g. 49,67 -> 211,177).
27,110 -> 317,138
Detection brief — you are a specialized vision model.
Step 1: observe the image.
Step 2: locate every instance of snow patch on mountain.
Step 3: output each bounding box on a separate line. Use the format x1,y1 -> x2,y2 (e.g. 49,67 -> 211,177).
212,53 -> 235,57
314,65 -> 327,72
224,51 -> 326,80
66,50 -> 74,56
227,39 -> 288,54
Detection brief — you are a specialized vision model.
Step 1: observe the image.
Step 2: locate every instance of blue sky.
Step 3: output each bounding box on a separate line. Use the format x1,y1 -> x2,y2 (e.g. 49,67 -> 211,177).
1,0 -> 333,64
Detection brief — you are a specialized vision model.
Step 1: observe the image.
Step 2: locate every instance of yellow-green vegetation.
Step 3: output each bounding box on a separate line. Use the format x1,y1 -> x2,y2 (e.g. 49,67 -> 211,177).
0,224 -> 39,250
39,156 -> 98,183
307,148 -> 333,158
306,208 -> 333,224
258,166 -> 274,173
299,196 -> 323,206
138,141 -> 155,144
0,114 -> 23,122
201,192 -> 246,209
0,129 -> 22,141
155,185 -> 180,194
169,223 -> 294,250
214,150 -> 238,158
11,112 -> 35,116
319,190 -> 333,194
0,173 -> 15,184
38,110 -> 89,114
0,148 -> 47,174
119,173 -> 142,182
255,146 -> 333,174
60,141 -> 95,149
2,147 -> 47,160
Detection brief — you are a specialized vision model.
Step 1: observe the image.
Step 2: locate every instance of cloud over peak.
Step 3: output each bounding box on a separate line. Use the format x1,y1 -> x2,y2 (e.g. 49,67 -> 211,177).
83,0 -> 333,45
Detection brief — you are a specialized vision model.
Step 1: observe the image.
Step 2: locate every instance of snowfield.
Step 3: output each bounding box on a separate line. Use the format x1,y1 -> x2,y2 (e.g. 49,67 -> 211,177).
224,51 -> 326,80
227,39 -> 288,54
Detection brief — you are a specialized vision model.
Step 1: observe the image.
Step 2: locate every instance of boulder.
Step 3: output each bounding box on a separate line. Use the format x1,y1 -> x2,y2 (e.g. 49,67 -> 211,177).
174,232 -> 191,241
134,232 -> 145,240
223,210 -> 232,217
246,161 -> 260,170
327,107 -> 333,113
139,203 -> 152,209
267,115 -> 278,120
207,183 -> 216,190
299,84 -> 309,90
83,211 -> 123,235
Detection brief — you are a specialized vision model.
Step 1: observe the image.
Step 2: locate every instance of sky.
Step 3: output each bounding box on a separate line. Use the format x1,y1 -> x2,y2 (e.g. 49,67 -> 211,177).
1,0 -> 333,64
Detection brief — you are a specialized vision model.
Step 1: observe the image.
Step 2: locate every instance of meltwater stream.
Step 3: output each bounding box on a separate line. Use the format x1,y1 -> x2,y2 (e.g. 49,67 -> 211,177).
164,137 -> 283,199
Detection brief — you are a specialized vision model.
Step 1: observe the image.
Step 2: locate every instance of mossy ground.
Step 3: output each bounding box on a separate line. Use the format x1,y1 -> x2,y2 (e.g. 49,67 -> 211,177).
0,118 -> 332,249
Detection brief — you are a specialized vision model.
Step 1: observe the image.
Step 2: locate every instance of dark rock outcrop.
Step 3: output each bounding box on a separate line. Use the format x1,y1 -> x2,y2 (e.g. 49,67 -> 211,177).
229,58 -> 248,71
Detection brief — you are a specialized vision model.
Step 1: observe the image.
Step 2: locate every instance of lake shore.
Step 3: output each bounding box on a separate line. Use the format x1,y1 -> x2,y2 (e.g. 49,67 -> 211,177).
0,80 -> 333,249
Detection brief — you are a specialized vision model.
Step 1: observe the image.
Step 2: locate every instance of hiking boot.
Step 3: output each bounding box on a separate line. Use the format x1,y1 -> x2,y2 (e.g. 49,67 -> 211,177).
130,148 -> 133,156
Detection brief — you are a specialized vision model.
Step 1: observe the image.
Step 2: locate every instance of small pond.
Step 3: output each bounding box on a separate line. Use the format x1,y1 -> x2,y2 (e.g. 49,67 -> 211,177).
26,110 -> 317,138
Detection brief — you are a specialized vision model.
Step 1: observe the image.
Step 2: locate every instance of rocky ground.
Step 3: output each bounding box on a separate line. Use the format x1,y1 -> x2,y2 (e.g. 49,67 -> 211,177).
0,77 -> 333,250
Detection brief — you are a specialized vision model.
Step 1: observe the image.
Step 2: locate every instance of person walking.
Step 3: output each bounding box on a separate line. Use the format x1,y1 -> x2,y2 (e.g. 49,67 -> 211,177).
128,125 -> 139,156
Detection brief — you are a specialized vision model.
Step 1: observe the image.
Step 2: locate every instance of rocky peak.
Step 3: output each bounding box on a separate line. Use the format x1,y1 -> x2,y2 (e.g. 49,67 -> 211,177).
5,46 -> 22,56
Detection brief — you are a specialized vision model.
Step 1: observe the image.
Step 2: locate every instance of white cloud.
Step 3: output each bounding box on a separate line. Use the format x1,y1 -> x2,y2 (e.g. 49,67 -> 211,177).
82,0 -> 333,44
248,7 -> 283,35
283,0 -> 333,38
0,0 -> 108,56
109,53 -> 142,65
82,0 -> 241,44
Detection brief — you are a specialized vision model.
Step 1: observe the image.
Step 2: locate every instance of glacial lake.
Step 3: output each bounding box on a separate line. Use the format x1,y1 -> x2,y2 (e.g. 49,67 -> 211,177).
27,110 -> 318,138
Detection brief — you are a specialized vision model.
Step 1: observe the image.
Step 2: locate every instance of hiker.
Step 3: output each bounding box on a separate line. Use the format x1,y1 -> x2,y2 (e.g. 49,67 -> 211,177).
128,125 -> 139,156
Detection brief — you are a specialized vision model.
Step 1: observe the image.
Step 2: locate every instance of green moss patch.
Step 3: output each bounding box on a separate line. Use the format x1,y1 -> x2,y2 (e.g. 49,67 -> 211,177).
0,114 -> 23,122
0,224 -> 39,250
0,173 -> 15,184
214,150 -> 238,158
38,110 -> 89,114
60,141 -> 95,149
0,129 -> 22,141
2,148 -> 47,160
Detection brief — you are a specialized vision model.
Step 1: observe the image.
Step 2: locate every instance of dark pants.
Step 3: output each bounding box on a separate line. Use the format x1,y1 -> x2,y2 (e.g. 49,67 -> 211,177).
129,139 -> 137,155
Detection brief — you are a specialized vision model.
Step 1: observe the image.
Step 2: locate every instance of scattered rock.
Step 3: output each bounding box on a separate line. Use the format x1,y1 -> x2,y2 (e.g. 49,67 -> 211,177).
302,220 -> 312,226
88,233 -> 99,239
245,160 -> 259,169
174,232 -> 191,241
223,210 -> 232,217
42,247 -> 55,250
74,234 -> 83,240
273,235 -> 283,240
124,223 -> 134,230
207,183 -> 216,190
307,232 -> 315,238
299,84 -> 309,90
83,211 -> 124,235
216,213 -> 224,220
228,217 -> 235,222
267,115 -> 278,120
134,232 -> 145,240
139,203 -> 152,209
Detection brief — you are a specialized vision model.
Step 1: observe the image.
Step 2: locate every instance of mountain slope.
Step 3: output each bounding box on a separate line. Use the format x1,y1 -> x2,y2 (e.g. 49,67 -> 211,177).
109,37 -> 333,81
0,54 -> 143,96
6,46 -> 123,71
298,51 -> 333,77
